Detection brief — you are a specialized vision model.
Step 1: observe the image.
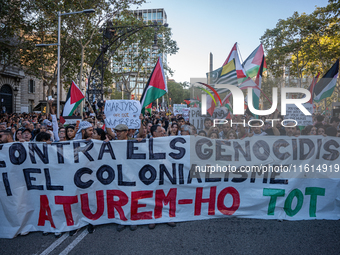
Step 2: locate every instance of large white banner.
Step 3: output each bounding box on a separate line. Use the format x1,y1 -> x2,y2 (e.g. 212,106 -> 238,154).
0,136 -> 340,238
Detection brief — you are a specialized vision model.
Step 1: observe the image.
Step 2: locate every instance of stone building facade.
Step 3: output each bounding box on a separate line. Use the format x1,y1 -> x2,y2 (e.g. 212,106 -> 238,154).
0,64 -> 66,114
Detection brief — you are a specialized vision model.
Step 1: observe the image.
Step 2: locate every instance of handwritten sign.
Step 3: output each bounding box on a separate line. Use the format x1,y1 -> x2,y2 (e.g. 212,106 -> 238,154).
189,107 -> 205,130
104,100 -> 141,129
173,104 -> 187,116
190,107 -> 229,130
211,106 -> 229,119
284,103 -> 313,126
182,108 -> 190,121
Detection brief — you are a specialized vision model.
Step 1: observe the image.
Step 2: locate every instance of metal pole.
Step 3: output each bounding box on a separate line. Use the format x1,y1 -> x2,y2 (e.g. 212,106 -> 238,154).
57,11 -> 61,118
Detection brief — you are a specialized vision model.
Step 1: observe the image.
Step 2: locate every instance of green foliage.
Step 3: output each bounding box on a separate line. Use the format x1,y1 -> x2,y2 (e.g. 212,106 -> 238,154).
167,80 -> 190,105
1,0 -> 146,95
260,1 -> 340,107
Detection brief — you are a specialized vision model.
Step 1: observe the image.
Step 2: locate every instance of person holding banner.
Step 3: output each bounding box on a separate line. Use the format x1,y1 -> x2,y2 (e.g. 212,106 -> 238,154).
219,123 -> 231,139
66,120 -> 96,236
74,121 -> 93,140
148,125 -> 176,230
65,125 -> 76,140
20,128 -> 33,142
169,123 -> 179,136
114,123 -> 139,232
150,124 -> 164,138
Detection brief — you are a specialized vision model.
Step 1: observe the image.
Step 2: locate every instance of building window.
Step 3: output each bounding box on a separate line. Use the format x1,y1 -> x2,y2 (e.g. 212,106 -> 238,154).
152,12 -> 156,20
28,79 -> 35,93
157,12 -> 163,19
28,100 -> 34,113
143,13 -> 147,20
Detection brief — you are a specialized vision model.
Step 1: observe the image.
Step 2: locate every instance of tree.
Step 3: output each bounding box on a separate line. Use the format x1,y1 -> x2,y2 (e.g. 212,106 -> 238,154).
2,0 -> 146,100
260,1 -> 340,107
167,80 -> 190,105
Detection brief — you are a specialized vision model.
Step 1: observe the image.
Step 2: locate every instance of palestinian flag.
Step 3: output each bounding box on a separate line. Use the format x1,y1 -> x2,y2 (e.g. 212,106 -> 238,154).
252,55 -> 265,114
242,44 -> 267,78
313,59 -> 339,103
140,57 -> 167,114
62,81 -> 85,117
306,73 -> 320,104
184,99 -> 200,107
145,103 -> 152,114
224,97 -> 233,119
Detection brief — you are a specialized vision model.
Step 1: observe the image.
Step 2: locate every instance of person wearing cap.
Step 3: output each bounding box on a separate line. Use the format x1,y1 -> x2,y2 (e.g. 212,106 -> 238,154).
20,128 -> 32,142
74,121 -> 94,140
115,124 -> 129,140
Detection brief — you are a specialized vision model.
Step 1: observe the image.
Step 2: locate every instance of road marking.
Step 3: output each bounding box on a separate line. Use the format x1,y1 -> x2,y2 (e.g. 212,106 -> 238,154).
39,233 -> 68,255
59,229 -> 88,255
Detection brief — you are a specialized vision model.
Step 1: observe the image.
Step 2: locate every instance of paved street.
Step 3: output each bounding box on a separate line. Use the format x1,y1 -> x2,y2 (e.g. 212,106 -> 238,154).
1,218 -> 339,255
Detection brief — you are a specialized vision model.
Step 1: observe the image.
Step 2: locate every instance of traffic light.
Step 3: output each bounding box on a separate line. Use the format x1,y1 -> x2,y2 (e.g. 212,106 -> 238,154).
131,94 -> 135,100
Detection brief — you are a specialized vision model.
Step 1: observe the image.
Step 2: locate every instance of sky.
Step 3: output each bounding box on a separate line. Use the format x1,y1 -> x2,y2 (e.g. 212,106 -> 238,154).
133,0 -> 330,83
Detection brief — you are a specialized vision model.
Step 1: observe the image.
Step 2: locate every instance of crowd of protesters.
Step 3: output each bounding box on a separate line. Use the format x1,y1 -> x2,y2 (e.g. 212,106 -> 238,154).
0,100 -> 339,237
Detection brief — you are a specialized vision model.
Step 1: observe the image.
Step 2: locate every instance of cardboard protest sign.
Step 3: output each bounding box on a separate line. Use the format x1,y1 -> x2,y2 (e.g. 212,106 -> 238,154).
182,108 -> 190,121
190,107 -> 229,130
284,103 -> 313,126
1,136 -> 340,239
211,106 -> 229,119
189,107 -> 205,130
173,104 -> 188,116
104,100 -> 141,129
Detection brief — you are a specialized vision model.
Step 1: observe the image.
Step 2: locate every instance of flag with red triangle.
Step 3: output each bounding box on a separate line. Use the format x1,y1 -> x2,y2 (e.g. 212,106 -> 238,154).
62,81 -> 85,117
242,44 -> 267,78
140,57 -> 167,114
224,97 -> 233,119
252,55 -> 265,113
145,103 -> 152,114
308,73 -> 320,104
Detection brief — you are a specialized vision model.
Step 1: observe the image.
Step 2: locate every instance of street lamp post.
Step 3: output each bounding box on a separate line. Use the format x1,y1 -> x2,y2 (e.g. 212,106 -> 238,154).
36,9 -> 95,118
87,22 -> 168,104
13,87 -> 19,113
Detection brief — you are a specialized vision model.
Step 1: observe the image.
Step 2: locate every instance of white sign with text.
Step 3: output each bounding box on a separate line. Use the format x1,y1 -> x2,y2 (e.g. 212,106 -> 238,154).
284,103 -> 313,126
104,100 -> 141,129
